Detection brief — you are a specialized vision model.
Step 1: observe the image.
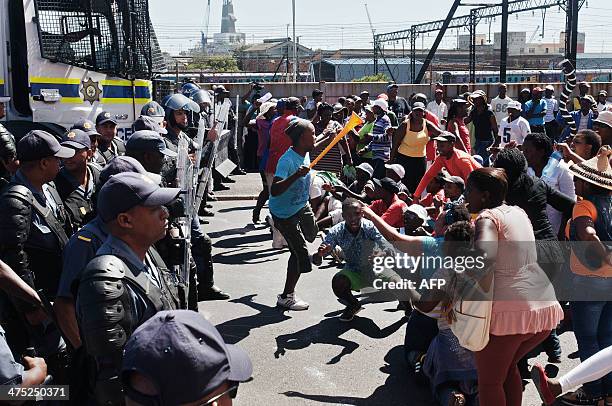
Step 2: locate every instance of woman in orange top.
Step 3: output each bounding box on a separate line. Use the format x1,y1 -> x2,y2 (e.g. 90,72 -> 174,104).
390,102 -> 442,193
558,146 -> 612,406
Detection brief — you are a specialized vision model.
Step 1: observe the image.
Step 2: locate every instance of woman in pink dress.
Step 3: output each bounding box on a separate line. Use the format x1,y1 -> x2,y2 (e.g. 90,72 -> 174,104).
463,167 -> 563,406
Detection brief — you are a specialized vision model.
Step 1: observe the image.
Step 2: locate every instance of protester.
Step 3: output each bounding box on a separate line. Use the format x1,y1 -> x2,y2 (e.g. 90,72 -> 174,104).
354,105 -> 376,165
269,118 -> 318,311
490,83 -> 512,130
386,84 -> 411,124
414,132 -> 482,198
359,99 -> 392,179
385,163 -> 409,195
522,133 -> 576,236
496,100 -> 531,149
465,90 -> 497,166
558,95 -> 596,142
311,103 -> 352,175
561,146 -> 612,406
122,310 -> 252,406
573,81 -> 591,111
253,101 -> 276,224
446,99 -> 471,154
426,89 -> 448,127
558,129 -> 602,164
596,90 -> 609,112
305,89 -> 323,119
368,177 -> 407,228
543,85 -> 560,141
464,167 -> 563,406
593,110 -> 612,147
391,102 -> 443,193
523,87 -> 547,134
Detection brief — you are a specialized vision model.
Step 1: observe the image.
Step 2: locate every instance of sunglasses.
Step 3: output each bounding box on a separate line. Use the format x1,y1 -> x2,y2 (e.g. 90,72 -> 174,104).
125,383 -> 239,406
199,385 -> 239,406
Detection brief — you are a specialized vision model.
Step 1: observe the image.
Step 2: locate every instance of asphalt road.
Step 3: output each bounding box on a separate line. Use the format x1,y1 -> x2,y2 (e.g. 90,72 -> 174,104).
199,198 -> 581,406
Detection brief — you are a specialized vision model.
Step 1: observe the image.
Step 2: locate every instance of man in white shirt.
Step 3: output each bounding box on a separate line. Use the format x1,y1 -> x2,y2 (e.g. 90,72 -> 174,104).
490,83 -> 513,130
498,100 -> 531,147
426,89 -> 448,127
543,84 -> 560,141
597,90 -> 609,112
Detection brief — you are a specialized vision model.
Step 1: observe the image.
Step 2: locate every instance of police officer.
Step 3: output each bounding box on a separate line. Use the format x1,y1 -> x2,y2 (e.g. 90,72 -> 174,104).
140,100 -> 166,129
0,130 -> 73,378
162,95 -> 229,301
76,172 -> 180,405
0,96 -> 18,187
95,111 -> 126,164
55,157 -> 162,350
54,129 -> 101,234
71,118 -> 103,166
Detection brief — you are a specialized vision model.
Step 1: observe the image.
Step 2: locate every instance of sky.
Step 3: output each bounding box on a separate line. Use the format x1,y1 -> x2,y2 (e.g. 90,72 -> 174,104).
149,0 -> 612,55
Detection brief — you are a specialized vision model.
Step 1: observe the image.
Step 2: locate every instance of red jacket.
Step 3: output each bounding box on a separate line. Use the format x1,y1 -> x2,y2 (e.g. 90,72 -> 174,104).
414,148 -> 482,197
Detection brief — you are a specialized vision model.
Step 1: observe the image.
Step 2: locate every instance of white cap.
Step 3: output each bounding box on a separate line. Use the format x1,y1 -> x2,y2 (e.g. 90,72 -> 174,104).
385,163 -> 405,179
0,96 -> 10,103
356,162 -> 374,177
372,99 -> 388,112
594,110 -> 612,128
257,92 -> 273,104
404,204 -> 428,222
507,100 -> 522,110
545,85 -> 555,91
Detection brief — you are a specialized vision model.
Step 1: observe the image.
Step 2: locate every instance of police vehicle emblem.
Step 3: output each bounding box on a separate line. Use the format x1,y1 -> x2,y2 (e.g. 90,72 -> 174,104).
81,78 -> 102,104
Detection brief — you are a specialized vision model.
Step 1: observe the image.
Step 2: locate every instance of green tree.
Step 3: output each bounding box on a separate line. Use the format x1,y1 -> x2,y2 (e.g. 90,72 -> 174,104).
187,55 -> 240,72
352,73 -> 389,82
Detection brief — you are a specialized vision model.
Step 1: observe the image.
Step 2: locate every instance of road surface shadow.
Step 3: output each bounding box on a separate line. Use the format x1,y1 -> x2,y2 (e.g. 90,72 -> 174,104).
212,247 -> 284,265
216,205 -> 257,213
215,294 -> 292,344
214,232 -> 272,248
274,316 -> 407,365
281,345 -> 432,405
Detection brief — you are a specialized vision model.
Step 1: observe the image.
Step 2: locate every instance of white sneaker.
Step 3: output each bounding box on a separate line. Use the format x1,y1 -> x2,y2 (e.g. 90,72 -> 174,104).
277,293 -> 309,310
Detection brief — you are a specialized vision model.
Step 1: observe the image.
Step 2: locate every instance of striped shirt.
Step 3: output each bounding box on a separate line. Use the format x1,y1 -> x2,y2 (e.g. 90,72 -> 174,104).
368,114 -> 392,161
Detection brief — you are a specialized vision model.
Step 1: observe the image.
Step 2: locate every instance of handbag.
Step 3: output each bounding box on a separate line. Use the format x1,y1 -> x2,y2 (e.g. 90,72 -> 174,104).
450,277 -> 493,352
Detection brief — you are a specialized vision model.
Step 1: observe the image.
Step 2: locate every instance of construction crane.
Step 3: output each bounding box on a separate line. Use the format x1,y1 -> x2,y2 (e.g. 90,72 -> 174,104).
528,25 -> 540,43
201,0 -> 211,52
364,3 -> 376,40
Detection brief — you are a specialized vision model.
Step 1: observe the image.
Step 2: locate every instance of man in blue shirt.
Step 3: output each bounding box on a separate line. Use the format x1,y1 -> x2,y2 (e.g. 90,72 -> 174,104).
269,118 -> 317,311
312,198 -> 395,321
523,87 -> 547,134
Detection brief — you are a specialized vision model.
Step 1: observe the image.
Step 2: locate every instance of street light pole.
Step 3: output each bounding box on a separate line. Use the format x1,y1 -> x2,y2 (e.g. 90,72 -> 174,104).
292,0 -> 298,82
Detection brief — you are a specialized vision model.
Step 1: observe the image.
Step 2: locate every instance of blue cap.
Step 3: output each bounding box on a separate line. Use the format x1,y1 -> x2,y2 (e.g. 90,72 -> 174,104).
96,111 -> 118,126
387,83 -> 399,91
132,115 -> 168,135
71,118 -> 101,137
141,101 -> 165,118
121,310 -> 253,405
61,129 -> 91,150
17,130 -> 75,162
99,156 -> 162,186
97,172 -> 180,222
125,130 -> 177,157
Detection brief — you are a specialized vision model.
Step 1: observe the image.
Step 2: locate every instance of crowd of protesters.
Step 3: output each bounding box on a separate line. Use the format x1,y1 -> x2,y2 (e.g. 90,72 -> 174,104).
0,75 -> 610,406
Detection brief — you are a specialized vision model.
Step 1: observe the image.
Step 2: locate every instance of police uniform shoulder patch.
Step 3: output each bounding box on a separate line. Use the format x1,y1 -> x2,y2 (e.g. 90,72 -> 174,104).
77,235 -> 92,242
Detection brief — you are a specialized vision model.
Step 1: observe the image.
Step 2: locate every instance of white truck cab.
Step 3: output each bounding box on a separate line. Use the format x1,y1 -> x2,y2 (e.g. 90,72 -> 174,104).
0,0 -> 163,139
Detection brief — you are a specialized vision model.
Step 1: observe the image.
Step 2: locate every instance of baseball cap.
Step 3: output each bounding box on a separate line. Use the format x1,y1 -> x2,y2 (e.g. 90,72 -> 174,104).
404,204 -> 428,222
386,83 -> 399,91
132,115 -> 168,135
578,81 -> 591,88
360,90 -> 370,96
214,85 -> 230,94
545,85 -> 555,91
256,92 -> 273,104
99,156 -> 162,186
97,172 -> 180,222
0,96 -> 10,103
141,101 -> 165,119
411,102 -> 426,111
96,111 -> 118,126
372,99 -> 388,112
312,89 -> 323,96
71,118 -> 100,137
356,162 -> 374,177
442,174 -> 465,190
594,110 -> 612,128
17,130 -> 75,162
532,87 -> 543,93
507,100 -> 522,110
452,98 -> 468,105
432,131 -> 457,143
126,130 -> 177,157
385,163 -> 405,179
599,90 -> 608,97
121,310 -> 253,405
435,88 -> 444,94
61,129 -> 91,150
372,177 -> 400,194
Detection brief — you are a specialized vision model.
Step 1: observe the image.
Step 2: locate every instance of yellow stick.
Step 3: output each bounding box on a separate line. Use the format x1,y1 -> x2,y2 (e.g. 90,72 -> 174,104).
309,112 -> 364,169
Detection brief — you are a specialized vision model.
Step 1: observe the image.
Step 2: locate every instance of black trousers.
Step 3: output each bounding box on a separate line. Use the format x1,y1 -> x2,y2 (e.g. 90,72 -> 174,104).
395,153 -> 427,194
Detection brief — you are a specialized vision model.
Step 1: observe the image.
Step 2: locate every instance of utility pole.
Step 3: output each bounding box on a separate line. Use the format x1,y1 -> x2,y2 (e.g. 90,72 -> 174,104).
286,24 -> 290,82
500,0 -> 509,83
292,0 -> 298,82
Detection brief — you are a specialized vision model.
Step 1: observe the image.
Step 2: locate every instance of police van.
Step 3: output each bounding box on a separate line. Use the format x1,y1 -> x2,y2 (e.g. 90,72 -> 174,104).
0,0 -> 164,139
